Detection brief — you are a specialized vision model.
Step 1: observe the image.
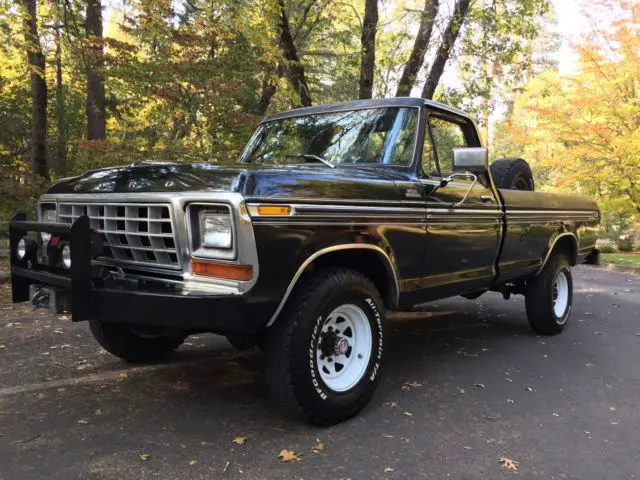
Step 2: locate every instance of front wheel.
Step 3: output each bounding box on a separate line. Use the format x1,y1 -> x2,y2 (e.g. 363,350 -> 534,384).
525,255 -> 573,334
89,320 -> 185,363
265,268 -> 386,425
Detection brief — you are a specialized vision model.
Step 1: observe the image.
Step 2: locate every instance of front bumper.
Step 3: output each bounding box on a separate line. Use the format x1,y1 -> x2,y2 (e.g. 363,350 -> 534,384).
9,214 -> 274,334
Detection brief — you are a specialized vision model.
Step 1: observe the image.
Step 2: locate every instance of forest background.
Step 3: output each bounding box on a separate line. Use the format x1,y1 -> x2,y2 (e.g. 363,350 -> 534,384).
0,0 -> 638,249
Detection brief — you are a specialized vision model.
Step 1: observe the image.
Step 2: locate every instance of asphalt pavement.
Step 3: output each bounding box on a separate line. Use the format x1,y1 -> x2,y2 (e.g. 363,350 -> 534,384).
0,266 -> 638,480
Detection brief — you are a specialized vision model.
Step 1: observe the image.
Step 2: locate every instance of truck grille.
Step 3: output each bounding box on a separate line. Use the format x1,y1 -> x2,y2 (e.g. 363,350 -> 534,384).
58,203 -> 181,269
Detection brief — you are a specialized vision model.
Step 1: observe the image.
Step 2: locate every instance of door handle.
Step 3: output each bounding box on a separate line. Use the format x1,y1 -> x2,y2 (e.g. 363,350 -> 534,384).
480,195 -> 493,203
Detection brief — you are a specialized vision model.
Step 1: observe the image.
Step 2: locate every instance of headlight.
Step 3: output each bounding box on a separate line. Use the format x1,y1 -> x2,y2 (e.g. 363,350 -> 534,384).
200,211 -> 232,249
61,244 -> 72,269
40,204 -> 56,244
17,238 -> 27,259
41,204 -> 56,223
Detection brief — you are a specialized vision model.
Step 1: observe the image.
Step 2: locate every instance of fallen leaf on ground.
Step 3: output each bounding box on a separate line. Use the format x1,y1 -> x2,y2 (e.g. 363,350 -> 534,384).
506,398 -> 515,404
77,419 -> 88,424
278,450 -> 300,462
499,457 -> 518,471
188,459 -> 198,465
404,411 -> 413,417
402,381 -> 423,390
474,383 -> 486,389
139,453 -> 150,461
169,380 -> 189,391
311,438 -> 325,453
232,436 -> 247,445
384,467 -> 394,472
456,387 -> 465,395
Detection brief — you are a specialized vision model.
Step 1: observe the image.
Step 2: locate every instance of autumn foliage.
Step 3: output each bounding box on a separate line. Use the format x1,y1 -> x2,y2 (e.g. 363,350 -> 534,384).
500,0 -> 639,230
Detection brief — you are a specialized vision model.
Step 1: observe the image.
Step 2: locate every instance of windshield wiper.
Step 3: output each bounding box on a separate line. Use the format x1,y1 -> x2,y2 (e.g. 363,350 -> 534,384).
285,154 -> 335,169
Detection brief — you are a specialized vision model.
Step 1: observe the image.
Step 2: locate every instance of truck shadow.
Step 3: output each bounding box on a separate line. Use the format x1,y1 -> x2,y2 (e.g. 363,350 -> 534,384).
105,294 -> 535,431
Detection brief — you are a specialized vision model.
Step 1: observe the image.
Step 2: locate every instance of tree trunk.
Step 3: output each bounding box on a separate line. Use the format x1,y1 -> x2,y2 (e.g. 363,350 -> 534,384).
22,0 -> 49,179
276,0 -> 312,107
395,0 -> 439,97
255,64 -> 283,116
358,0 -> 378,99
85,0 -> 106,140
54,20 -> 67,175
421,0 -> 471,99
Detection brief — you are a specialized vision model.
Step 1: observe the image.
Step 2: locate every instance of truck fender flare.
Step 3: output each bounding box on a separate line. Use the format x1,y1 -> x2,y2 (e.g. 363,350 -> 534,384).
266,244 -> 400,327
537,232 -> 578,275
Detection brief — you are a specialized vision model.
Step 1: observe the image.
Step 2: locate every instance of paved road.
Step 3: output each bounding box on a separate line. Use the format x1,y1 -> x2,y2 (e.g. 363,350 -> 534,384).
0,266 -> 638,479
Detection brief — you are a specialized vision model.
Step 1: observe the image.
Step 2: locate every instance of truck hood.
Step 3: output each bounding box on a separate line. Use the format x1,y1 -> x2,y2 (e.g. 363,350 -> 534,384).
47,162 -> 412,202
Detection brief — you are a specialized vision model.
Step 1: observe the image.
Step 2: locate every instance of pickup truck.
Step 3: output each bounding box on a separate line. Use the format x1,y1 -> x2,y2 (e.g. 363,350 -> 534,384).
9,97 -> 600,425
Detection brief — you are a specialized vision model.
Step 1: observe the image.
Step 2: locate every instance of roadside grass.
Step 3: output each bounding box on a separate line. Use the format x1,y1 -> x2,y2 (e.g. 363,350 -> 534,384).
601,252 -> 640,267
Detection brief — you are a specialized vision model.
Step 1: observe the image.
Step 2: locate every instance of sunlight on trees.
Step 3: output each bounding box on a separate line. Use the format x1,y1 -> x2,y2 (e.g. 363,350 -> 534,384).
0,0 -> 636,234
495,0 -> 639,231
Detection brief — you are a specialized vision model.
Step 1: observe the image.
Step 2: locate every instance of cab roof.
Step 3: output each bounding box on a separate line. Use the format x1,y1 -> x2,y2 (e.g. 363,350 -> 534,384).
262,97 -> 475,124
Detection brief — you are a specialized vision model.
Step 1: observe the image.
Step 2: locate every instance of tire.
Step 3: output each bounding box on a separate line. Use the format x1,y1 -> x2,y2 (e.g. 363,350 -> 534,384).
525,254 -> 573,335
490,158 -> 535,191
265,268 -> 386,425
89,320 -> 185,363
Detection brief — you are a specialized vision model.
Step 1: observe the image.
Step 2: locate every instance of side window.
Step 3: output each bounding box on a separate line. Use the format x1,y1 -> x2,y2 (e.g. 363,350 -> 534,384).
428,117 -> 467,176
421,126 -> 438,176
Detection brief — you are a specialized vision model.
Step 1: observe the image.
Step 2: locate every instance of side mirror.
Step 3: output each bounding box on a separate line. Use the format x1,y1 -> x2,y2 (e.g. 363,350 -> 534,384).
452,147 -> 488,173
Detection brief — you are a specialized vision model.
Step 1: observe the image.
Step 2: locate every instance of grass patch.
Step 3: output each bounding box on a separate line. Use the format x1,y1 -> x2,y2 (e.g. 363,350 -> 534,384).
601,252 -> 640,267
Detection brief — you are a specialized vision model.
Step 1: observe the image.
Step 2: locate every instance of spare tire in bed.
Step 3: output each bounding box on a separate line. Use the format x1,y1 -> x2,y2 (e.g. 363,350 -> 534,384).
490,158 -> 535,191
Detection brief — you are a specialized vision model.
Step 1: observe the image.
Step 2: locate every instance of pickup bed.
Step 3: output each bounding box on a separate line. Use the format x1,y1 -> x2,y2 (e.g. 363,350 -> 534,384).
9,97 -> 599,425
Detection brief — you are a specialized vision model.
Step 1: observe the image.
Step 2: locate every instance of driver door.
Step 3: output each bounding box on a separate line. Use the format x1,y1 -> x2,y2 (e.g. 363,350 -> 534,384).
418,112 -> 502,300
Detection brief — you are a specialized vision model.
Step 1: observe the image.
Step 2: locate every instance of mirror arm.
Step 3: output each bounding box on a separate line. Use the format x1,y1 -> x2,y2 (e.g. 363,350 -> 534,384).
428,172 -> 478,206
451,172 -> 478,208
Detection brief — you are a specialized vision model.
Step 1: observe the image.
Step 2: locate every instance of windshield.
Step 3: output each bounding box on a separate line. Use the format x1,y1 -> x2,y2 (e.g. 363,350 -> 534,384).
240,107 -> 419,167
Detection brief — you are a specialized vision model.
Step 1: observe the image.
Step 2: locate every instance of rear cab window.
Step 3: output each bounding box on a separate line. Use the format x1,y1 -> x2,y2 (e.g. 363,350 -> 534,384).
421,109 -> 485,183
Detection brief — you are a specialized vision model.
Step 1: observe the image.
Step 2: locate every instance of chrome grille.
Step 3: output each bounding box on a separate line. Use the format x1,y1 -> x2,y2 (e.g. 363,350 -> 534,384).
58,203 -> 180,269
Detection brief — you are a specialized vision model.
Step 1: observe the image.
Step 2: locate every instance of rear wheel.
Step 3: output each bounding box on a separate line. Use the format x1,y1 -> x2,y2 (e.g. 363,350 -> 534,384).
525,255 -> 573,334
490,158 -> 534,191
265,268 -> 386,425
89,320 -> 185,363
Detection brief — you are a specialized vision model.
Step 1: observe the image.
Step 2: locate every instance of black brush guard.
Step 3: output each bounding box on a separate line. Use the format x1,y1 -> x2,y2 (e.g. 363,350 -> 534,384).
10,213 -> 94,320
8,213 -> 273,333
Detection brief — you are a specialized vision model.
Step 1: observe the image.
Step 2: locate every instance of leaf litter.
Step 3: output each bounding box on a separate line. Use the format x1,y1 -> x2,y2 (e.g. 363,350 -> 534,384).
499,457 -> 518,471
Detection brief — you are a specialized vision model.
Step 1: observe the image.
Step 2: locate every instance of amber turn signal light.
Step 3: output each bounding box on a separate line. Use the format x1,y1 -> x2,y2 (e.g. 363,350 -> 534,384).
191,260 -> 253,281
256,205 -> 291,216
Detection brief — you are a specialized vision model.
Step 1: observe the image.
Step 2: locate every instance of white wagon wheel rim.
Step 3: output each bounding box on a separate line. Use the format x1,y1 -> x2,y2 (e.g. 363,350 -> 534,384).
552,270 -> 570,320
316,303 -> 373,392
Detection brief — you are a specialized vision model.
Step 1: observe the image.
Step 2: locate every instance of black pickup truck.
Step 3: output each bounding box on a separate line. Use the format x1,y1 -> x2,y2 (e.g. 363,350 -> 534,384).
10,97 -> 599,425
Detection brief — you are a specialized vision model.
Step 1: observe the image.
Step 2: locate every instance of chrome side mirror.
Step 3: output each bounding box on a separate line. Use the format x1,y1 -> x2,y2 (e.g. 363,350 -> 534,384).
452,147 -> 488,173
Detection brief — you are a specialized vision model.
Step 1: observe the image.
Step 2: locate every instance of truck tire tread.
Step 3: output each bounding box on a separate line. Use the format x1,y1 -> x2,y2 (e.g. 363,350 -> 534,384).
491,158 -> 535,191
89,320 -> 185,363
525,254 -> 573,335
265,268 -> 384,425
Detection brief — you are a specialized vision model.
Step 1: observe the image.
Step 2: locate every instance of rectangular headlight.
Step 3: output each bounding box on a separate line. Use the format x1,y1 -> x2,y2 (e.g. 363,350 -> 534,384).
199,211 -> 232,249
40,204 -> 57,223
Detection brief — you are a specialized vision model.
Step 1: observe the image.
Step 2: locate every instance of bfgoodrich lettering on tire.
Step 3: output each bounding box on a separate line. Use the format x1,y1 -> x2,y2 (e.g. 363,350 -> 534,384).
265,268 -> 386,425
525,254 -> 573,335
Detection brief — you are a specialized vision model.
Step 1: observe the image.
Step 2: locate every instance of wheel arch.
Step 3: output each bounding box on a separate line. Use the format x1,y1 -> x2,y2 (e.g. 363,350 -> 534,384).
537,232 -> 578,274
266,244 -> 400,327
